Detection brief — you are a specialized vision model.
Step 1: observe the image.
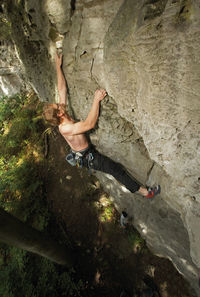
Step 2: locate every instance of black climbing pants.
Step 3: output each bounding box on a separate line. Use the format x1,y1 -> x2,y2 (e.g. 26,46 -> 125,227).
83,148 -> 140,193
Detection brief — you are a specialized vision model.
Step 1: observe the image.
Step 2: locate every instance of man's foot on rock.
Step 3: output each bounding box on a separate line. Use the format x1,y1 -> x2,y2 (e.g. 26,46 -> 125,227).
145,185 -> 161,199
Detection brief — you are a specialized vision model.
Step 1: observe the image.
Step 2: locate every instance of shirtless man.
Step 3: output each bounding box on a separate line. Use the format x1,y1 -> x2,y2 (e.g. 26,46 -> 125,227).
43,53 -> 161,198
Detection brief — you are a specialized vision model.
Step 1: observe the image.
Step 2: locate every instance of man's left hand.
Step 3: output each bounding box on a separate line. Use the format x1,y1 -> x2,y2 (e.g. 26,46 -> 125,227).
94,89 -> 107,102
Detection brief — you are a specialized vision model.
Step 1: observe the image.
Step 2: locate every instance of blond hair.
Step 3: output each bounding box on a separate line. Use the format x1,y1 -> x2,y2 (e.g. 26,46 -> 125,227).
43,103 -> 62,126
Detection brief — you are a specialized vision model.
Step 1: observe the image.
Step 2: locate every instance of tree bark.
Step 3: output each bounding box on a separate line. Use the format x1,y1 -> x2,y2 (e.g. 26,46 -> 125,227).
0,207 -> 73,266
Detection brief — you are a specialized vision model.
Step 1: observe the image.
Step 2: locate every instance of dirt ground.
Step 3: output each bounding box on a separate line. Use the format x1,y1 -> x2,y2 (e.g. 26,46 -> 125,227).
44,128 -> 196,297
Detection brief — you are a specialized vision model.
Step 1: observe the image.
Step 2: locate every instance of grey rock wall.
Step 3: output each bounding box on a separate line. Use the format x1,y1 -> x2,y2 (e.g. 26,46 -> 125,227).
2,0 -> 200,295
0,40 -> 27,96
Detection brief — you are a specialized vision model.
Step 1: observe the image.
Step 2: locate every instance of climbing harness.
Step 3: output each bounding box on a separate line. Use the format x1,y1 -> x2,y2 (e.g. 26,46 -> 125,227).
66,146 -> 94,171
65,151 -> 76,166
120,211 -> 128,228
86,152 -> 94,174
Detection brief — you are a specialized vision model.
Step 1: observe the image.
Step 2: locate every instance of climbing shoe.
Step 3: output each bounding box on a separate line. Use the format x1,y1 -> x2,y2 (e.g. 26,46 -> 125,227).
145,185 -> 161,199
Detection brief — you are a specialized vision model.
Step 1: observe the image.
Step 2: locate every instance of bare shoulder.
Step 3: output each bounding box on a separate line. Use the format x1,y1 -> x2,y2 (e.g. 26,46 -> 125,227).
59,122 -> 74,135
59,120 -> 89,136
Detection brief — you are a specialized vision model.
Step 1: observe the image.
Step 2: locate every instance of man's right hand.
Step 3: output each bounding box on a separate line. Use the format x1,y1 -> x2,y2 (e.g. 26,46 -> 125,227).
94,89 -> 107,102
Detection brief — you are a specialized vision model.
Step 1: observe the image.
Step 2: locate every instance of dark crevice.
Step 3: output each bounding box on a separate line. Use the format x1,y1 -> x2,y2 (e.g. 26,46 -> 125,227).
156,21 -> 162,30
27,13 -> 33,22
29,8 -> 35,14
143,0 -> 168,21
179,5 -> 186,15
80,50 -> 87,58
147,162 -> 155,180
146,0 -> 160,3
70,0 -> 76,16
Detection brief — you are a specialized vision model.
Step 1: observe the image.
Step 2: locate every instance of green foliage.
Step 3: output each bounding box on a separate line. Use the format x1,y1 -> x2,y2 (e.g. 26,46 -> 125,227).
100,205 -> 114,222
0,245 -> 27,297
0,93 -> 46,225
127,228 -> 147,254
0,15 -> 11,40
98,196 -> 115,223
0,94 -> 24,123
0,93 -> 82,297
0,244 -> 81,297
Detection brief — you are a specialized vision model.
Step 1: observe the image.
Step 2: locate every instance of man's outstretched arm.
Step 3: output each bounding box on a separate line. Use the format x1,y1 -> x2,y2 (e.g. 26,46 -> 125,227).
55,52 -> 67,105
84,89 -> 106,129
59,89 -> 107,135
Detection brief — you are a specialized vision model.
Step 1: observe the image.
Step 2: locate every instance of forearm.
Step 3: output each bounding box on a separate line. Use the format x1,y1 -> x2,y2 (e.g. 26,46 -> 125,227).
59,89 -> 106,136
85,98 -> 100,128
56,65 -> 67,104
57,65 -> 66,92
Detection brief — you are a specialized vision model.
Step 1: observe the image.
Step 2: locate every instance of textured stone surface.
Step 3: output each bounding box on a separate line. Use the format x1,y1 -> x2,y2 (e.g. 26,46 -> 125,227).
104,0 -> 200,279
104,0 -> 200,200
0,40 -> 27,96
2,0 -> 200,295
95,168 -> 198,293
4,0 -> 57,101
44,0 -> 71,34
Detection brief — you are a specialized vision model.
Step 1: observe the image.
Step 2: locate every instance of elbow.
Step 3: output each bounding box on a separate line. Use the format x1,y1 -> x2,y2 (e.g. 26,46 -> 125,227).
84,120 -> 95,130
90,122 -> 96,129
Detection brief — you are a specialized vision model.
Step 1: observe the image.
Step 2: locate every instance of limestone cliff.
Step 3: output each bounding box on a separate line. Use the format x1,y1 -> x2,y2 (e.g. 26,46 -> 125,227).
1,0 -> 200,295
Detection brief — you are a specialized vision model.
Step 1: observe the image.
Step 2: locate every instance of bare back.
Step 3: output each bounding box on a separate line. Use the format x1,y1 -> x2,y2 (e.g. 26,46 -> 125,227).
59,123 -> 89,151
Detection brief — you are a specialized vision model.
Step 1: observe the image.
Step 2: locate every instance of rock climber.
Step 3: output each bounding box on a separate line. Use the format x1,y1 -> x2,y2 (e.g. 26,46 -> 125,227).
43,53 -> 161,199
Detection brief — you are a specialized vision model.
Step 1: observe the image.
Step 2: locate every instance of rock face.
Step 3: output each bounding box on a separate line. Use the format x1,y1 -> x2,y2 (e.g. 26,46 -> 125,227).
2,0 -> 200,295
0,40 -> 27,96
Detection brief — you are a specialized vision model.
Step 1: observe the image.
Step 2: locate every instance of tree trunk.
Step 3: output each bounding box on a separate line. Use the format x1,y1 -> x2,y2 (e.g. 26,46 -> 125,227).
0,207 -> 73,266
